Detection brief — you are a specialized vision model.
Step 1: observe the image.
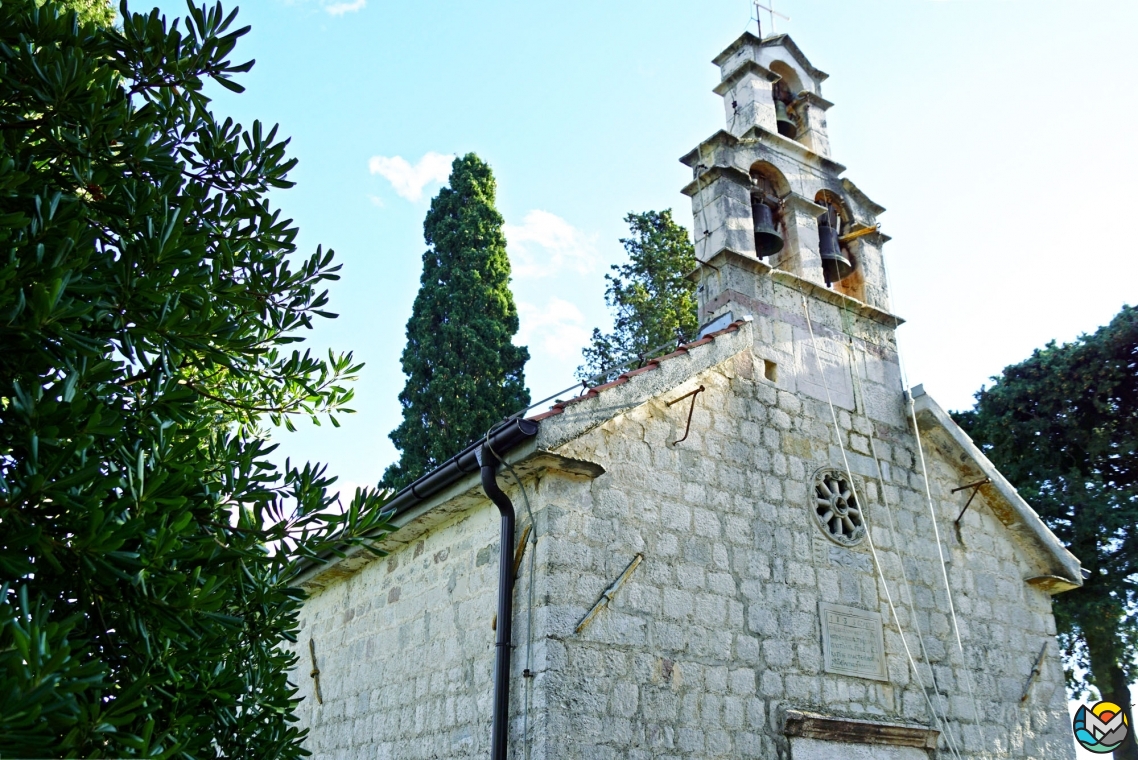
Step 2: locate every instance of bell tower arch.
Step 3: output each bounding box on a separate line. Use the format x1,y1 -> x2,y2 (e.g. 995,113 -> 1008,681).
682,32 -> 895,338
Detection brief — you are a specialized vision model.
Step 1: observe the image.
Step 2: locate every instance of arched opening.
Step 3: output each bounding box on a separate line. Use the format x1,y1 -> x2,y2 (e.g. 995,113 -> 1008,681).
814,190 -> 863,297
769,60 -> 802,140
751,163 -> 789,258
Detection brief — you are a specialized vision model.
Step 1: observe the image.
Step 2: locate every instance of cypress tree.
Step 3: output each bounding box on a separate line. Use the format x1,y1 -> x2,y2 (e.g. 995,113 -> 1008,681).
382,154 -> 530,489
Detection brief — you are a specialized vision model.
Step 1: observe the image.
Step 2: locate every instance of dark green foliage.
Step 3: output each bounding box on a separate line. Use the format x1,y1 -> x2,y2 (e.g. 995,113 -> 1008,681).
954,305 -> 1138,755
382,155 -> 529,490
0,1 -> 391,756
579,210 -> 698,381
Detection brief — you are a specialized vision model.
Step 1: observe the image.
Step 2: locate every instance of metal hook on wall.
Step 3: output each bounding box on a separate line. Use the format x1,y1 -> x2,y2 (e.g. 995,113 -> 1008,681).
952,477 -> 991,524
667,385 -> 705,446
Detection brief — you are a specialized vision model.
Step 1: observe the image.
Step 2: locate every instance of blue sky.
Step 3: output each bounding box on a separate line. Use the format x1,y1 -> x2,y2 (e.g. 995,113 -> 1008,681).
147,0 -> 1138,503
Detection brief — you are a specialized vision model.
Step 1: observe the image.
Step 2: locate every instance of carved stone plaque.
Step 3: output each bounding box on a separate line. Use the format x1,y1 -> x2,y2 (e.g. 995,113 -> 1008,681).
819,602 -> 887,682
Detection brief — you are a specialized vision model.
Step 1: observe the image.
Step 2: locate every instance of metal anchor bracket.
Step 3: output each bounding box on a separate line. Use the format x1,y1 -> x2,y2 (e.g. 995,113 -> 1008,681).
667,385 -> 705,446
953,477 -> 991,525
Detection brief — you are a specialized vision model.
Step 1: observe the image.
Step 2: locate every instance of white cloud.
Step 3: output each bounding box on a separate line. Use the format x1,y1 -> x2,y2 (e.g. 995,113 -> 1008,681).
367,152 -> 454,202
324,0 -> 365,15
504,210 -> 598,279
367,194 -> 384,208
516,298 -> 591,361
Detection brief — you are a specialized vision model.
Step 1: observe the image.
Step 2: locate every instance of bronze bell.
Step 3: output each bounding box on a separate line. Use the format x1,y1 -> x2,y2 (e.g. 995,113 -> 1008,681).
752,198 -> 784,257
778,100 -> 796,138
818,213 -> 854,284
769,84 -> 796,139
775,101 -> 797,139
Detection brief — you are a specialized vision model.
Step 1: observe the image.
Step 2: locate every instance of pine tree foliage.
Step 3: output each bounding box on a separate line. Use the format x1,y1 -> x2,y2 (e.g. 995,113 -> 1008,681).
0,2 -> 391,756
953,305 -> 1138,758
382,155 -> 529,490
579,210 -> 698,381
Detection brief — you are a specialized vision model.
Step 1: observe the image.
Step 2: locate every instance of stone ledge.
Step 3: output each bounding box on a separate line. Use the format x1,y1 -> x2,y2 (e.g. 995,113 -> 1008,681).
769,268 -> 903,328
783,710 -> 939,749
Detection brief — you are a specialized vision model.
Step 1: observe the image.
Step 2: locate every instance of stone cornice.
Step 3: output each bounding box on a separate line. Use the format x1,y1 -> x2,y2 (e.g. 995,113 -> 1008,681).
780,192 -> 826,216
740,125 -> 847,175
794,90 -> 834,111
712,60 -> 779,95
679,130 -> 740,168
679,127 -> 847,180
711,33 -> 830,85
769,269 -> 904,327
686,249 -> 904,330
759,34 -> 830,83
684,249 -> 770,283
712,31 -> 762,68
841,177 -> 886,217
679,164 -> 752,198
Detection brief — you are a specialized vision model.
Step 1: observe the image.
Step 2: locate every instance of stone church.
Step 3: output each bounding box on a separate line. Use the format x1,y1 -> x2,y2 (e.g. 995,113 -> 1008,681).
292,31 -> 1083,760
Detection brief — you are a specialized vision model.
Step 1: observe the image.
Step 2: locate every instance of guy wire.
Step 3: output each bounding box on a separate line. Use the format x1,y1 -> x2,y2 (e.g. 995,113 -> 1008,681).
875,243 -> 988,755
801,295 -> 964,760
836,304 -> 971,757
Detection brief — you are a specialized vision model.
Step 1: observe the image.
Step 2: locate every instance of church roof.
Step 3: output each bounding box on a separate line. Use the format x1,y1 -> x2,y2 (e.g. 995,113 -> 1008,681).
294,319 -> 754,589
300,317 -> 1083,596
711,32 -> 829,84
529,318 -> 750,424
910,386 -> 1084,592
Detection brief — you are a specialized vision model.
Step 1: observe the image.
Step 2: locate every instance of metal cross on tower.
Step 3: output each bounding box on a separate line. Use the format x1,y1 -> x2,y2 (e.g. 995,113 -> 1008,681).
754,0 -> 790,37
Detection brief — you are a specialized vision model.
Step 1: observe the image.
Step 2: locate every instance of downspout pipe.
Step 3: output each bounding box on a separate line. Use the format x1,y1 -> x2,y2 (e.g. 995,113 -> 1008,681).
479,441 -> 517,760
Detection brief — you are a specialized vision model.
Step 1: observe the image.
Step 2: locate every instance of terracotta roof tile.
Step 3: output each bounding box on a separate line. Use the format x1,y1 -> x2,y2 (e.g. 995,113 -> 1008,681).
525,319 -> 747,422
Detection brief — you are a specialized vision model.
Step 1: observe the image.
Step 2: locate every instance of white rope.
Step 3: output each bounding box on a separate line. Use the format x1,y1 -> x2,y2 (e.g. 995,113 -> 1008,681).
839,319 -> 968,757
873,248 -> 988,756
905,370 -> 986,756
801,296 -> 964,760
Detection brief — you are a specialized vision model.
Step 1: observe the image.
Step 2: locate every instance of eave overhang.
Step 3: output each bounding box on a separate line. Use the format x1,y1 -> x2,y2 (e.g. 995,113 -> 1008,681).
910,386 -> 1083,592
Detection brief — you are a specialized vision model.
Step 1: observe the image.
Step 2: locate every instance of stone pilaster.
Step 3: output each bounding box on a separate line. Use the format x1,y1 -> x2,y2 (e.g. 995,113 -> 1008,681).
775,193 -> 827,286
714,62 -> 780,138
793,92 -> 833,159
683,165 -> 756,262
843,230 -> 892,313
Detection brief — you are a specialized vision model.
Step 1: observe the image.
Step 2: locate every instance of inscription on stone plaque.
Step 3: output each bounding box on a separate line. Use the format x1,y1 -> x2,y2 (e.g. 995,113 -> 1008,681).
819,602 -> 888,681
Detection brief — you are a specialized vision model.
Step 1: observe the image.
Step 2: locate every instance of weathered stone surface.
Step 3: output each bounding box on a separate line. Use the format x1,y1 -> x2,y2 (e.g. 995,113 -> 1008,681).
789,737 -> 929,760
289,30 -> 1079,760
291,312 -> 1077,759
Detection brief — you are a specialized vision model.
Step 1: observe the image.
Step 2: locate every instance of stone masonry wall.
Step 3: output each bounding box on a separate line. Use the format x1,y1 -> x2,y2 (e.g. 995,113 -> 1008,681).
536,298 -> 1074,758
293,503 -> 506,759
293,294 -> 1075,760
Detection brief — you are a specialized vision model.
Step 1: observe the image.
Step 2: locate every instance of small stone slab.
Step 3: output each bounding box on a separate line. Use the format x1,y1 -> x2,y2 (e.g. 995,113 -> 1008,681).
819,602 -> 887,682
784,710 -> 939,749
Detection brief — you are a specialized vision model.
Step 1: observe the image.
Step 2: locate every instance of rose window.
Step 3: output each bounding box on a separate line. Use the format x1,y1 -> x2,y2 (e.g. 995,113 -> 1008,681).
812,469 -> 865,546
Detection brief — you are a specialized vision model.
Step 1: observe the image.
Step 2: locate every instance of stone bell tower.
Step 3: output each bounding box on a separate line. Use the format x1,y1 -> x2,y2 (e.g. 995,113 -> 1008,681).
683,33 -> 893,334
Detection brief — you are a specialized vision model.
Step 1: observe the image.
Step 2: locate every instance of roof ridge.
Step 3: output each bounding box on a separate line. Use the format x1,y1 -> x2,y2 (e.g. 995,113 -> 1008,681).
527,319 -> 748,422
